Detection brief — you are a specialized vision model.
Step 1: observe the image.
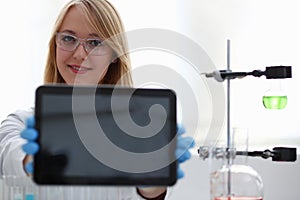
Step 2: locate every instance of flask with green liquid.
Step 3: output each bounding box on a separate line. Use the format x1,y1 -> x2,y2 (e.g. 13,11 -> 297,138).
262,80 -> 287,109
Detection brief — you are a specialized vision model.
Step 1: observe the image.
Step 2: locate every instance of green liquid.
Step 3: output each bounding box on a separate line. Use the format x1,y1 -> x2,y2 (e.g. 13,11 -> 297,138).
262,96 -> 287,109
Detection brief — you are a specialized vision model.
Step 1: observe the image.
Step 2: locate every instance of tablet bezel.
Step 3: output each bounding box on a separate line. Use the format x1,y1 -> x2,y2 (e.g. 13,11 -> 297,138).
33,85 -> 177,186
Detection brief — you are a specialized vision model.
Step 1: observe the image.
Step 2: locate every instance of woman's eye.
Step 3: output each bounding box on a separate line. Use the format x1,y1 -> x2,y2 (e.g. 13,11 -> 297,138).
88,39 -> 102,47
62,35 -> 76,43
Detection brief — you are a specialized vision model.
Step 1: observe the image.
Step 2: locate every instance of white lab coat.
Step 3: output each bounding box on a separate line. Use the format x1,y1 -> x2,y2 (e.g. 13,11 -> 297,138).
0,109 -> 171,199
0,109 -> 31,177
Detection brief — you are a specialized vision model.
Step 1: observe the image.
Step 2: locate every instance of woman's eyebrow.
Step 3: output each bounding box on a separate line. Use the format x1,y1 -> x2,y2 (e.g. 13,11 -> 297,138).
59,29 -> 76,35
88,33 -> 101,38
58,30 -> 100,38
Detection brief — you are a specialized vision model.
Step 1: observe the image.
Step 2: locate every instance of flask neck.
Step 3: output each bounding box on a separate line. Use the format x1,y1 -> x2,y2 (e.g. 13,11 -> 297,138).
266,79 -> 284,94
229,127 -> 249,165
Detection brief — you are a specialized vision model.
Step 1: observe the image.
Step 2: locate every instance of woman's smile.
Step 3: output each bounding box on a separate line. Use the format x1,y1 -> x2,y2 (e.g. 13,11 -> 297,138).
67,64 -> 91,74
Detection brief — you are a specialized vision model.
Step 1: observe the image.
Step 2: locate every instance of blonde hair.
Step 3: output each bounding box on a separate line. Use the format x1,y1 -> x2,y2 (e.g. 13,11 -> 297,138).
43,0 -> 132,86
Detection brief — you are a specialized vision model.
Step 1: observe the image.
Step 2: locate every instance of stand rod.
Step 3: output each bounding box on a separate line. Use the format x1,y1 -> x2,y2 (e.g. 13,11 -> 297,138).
226,39 -> 232,196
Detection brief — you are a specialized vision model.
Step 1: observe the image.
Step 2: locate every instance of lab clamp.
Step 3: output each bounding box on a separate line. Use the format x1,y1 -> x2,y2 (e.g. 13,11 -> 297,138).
198,41 -> 296,200
199,65 -> 296,161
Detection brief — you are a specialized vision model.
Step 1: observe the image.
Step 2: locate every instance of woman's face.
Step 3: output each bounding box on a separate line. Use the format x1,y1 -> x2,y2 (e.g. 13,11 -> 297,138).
56,6 -> 115,85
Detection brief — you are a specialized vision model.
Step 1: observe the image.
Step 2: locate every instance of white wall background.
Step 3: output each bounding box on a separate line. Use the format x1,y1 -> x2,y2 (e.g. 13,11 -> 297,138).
0,0 -> 300,199
176,0 -> 300,150
0,0 -> 69,119
1,0 -> 299,149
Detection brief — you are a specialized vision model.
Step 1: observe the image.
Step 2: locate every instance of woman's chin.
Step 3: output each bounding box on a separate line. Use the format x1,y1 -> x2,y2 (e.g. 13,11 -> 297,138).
72,81 -> 98,86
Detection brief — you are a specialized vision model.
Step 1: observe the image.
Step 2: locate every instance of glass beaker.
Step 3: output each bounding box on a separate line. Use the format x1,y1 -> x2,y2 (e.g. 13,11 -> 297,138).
210,128 -> 263,200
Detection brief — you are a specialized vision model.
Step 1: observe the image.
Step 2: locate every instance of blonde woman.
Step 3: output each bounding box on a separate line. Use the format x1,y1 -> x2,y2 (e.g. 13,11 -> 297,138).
0,0 -> 194,199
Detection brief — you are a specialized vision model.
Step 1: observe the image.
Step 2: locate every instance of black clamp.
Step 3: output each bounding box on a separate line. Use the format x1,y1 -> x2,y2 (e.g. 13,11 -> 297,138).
236,147 -> 297,162
204,66 -> 292,82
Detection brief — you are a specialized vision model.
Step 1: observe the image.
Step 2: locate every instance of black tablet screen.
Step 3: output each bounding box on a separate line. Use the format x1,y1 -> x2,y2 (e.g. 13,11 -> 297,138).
34,85 -> 177,185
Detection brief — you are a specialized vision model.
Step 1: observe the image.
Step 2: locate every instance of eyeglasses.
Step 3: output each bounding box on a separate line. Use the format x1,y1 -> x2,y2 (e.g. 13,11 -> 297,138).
55,32 -> 110,56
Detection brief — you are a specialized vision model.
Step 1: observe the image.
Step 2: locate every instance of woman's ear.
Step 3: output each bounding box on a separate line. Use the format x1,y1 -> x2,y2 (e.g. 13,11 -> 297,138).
111,51 -> 118,63
111,58 -> 118,63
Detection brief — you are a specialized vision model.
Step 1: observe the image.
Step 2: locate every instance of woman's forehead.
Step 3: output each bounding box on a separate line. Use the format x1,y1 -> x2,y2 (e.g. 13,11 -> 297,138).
59,6 -> 98,38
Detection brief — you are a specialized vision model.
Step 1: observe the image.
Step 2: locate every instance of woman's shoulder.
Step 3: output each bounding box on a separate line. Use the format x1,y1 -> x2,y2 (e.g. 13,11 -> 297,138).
1,108 -> 34,126
13,108 -> 34,117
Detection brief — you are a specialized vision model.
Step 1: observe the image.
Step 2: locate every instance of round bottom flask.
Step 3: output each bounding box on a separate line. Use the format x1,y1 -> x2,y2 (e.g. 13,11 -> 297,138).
210,162 -> 263,200
262,79 -> 287,109
209,128 -> 263,200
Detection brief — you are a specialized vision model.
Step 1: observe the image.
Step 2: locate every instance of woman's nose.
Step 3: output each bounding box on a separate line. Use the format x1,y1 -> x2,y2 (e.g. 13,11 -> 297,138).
72,43 -> 87,60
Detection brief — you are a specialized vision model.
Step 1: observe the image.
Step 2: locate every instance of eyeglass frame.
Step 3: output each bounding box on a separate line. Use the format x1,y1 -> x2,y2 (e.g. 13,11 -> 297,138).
55,32 -> 110,56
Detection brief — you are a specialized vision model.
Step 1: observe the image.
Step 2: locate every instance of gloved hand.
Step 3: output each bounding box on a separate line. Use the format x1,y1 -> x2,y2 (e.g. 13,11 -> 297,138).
20,116 -> 39,174
176,124 -> 195,179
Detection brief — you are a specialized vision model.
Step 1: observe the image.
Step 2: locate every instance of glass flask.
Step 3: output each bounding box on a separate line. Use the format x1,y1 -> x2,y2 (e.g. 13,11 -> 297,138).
210,128 -> 264,200
1,176 -> 124,200
262,79 -> 287,109
1,175 -> 39,200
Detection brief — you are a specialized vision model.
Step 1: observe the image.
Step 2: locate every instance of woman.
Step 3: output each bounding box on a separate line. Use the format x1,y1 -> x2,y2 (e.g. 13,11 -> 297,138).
0,0 -> 194,199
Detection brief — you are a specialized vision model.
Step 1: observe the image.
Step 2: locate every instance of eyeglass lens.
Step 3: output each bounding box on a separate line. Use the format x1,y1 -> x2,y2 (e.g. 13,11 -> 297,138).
56,32 -> 110,56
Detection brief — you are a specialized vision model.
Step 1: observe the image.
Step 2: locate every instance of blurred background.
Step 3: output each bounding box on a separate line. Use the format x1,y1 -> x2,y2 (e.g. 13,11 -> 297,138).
0,1 -> 299,199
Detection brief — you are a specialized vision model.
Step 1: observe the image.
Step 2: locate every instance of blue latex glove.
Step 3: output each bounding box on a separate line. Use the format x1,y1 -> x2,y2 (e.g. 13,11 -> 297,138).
20,116 -> 39,174
176,124 -> 195,179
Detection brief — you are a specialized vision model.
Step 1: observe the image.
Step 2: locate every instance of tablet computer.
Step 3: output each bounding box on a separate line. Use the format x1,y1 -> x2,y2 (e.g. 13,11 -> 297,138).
33,85 -> 177,186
